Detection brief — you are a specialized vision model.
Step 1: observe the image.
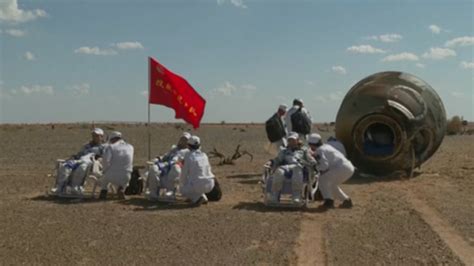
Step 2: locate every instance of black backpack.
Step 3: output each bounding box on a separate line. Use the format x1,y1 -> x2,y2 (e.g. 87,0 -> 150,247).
125,167 -> 143,195
205,178 -> 222,201
291,107 -> 311,135
265,113 -> 286,142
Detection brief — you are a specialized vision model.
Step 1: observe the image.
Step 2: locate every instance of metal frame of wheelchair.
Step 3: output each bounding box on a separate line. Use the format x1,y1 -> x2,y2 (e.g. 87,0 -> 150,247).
260,165 -> 319,208
47,158 -> 115,199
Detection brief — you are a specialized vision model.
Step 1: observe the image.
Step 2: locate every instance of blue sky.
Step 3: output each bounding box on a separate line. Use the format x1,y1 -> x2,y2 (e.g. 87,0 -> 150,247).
1,0 -> 473,124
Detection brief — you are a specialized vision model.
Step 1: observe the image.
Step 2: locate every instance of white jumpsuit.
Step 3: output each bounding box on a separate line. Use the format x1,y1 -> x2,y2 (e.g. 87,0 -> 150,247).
179,149 -> 215,203
148,147 -> 189,198
101,140 -> 134,191
314,144 -> 354,201
327,139 -> 347,157
271,147 -> 316,199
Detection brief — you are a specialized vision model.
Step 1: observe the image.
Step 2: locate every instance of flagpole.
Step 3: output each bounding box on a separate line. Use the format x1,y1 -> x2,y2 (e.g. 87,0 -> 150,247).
147,57 -> 151,160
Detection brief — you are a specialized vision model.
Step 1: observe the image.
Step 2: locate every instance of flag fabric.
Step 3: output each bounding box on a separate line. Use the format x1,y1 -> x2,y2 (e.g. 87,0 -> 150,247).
149,57 -> 206,129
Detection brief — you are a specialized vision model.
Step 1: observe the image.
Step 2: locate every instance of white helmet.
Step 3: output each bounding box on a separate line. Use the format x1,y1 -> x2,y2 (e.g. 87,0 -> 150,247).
308,133 -> 322,145
109,131 -> 122,140
92,128 -> 104,136
187,135 -> 200,146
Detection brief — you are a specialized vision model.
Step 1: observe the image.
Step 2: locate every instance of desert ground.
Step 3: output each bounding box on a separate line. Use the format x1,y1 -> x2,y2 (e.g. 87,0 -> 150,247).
0,123 -> 473,265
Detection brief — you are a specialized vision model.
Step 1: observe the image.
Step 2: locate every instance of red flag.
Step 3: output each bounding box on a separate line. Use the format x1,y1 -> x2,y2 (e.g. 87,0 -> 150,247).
149,57 -> 206,128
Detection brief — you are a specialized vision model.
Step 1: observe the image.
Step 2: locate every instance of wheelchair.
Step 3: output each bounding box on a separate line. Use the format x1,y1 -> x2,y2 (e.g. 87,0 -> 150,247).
48,157 -> 113,199
260,164 -> 319,208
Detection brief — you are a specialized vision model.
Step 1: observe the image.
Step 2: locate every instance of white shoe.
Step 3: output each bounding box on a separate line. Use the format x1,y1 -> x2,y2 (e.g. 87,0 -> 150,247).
292,193 -> 301,204
194,195 -> 208,206
70,186 -> 84,195
52,182 -> 66,195
164,190 -> 175,197
164,191 -> 176,200
50,187 -> 59,194
292,198 -> 301,204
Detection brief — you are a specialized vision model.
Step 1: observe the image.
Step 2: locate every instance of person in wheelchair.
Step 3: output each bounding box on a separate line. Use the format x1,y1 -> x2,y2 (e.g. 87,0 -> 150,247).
147,132 -> 191,200
51,128 -> 105,195
179,135 -> 215,206
266,132 -> 317,204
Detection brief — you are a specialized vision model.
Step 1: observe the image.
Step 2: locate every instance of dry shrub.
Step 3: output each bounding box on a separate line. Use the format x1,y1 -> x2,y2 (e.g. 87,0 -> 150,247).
446,116 -> 463,135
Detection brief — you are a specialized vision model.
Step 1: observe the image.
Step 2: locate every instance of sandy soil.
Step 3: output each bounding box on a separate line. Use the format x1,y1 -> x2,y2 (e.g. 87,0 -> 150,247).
0,124 -> 472,265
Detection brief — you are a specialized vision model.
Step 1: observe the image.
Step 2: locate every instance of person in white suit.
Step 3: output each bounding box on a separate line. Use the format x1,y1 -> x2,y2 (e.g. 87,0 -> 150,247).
308,133 -> 354,209
147,132 -> 190,200
179,135 -> 215,206
99,131 -> 134,200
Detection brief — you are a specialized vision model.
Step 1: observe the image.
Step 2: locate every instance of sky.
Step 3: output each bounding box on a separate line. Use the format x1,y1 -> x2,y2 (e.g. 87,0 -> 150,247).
0,0 -> 473,124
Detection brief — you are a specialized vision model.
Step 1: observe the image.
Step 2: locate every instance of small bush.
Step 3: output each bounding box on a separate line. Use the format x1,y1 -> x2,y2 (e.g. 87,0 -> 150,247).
446,116 -> 463,135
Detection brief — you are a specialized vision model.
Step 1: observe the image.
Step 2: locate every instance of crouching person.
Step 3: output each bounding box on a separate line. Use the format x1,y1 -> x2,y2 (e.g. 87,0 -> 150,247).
147,132 -> 191,200
179,136 -> 215,206
100,131 -> 134,200
308,133 -> 354,209
268,132 -> 316,204
52,128 -> 105,195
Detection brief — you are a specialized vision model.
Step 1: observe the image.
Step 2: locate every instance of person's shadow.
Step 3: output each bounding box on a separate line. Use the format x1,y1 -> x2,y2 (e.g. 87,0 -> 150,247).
232,201 -> 329,213
120,197 -> 197,211
30,194 -> 101,205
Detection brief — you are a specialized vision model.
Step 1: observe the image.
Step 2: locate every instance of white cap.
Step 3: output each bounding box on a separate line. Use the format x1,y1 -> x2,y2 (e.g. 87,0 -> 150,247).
278,104 -> 288,112
308,133 -> 322,145
287,132 -> 299,140
181,132 -> 191,139
92,128 -> 104,135
109,131 -> 122,140
188,135 -> 200,146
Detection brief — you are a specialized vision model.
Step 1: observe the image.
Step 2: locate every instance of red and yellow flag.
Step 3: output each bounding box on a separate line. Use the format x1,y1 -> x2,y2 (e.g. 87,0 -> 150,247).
149,57 -> 206,128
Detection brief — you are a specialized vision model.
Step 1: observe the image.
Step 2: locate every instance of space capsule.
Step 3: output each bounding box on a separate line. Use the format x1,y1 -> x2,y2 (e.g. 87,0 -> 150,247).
335,71 -> 447,175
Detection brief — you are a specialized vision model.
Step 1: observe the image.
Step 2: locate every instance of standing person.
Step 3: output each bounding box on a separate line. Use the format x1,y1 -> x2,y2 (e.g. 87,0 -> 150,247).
267,132 -> 316,203
147,132 -> 191,200
179,136 -> 215,206
308,133 -> 354,209
52,128 -> 105,195
265,104 -> 288,150
99,131 -> 134,200
285,98 -> 312,141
